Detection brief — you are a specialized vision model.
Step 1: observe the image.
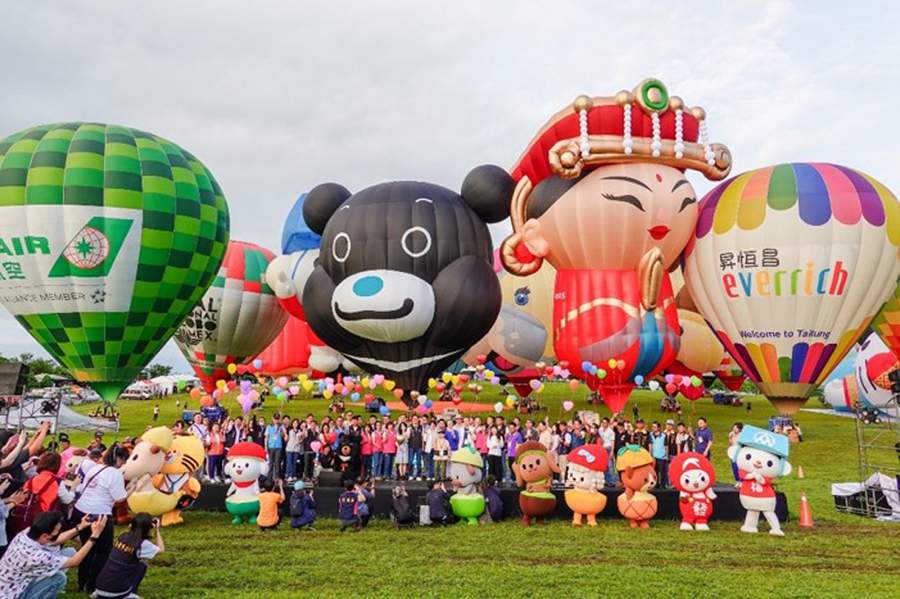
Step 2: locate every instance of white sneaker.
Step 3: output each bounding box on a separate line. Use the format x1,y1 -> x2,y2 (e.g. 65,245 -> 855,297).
769,528 -> 785,537
679,522 -> 693,531
740,525 -> 758,533
695,523 -> 710,531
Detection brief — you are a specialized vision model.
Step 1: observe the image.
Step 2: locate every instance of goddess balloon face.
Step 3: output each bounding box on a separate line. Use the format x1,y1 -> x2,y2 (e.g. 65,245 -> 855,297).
521,163 -> 698,271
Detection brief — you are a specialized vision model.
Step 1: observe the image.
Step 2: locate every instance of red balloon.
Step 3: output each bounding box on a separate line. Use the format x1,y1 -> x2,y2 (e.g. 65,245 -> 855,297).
458,374 -> 470,384
679,383 -> 704,401
558,360 -> 569,369
254,316 -> 313,376
453,384 -> 463,393
476,354 -> 487,364
452,395 -> 463,405
665,383 -> 677,395
364,393 -> 374,402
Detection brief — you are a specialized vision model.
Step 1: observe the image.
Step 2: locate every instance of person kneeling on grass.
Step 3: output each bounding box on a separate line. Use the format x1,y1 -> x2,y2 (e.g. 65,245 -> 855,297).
91,513 -> 164,599
425,481 -> 454,526
289,481 -> 316,531
258,479 -> 285,531
337,482 -> 361,532
0,511 -> 107,599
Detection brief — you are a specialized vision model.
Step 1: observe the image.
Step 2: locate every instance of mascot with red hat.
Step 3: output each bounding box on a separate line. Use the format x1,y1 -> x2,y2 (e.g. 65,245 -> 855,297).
564,444 -> 609,526
669,452 -> 717,531
500,79 -> 731,413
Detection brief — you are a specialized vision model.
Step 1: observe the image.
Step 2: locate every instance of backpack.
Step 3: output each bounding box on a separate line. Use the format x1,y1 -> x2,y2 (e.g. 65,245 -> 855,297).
392,494 -> 413,525
484,486 -> 504,522
8,474 -> 61,534
290,492 -> 305,517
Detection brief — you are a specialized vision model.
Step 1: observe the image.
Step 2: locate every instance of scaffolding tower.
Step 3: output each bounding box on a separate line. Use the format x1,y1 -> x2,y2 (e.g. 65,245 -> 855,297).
852,376 -> 900,518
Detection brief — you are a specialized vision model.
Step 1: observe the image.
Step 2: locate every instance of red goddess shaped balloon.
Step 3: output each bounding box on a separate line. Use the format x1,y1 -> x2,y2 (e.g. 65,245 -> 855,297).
500,79 -> 732,412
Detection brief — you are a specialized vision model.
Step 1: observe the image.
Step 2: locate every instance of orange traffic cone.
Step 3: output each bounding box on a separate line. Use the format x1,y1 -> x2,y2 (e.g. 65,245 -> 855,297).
798,492 -> 813,528
797,465 -> 805,479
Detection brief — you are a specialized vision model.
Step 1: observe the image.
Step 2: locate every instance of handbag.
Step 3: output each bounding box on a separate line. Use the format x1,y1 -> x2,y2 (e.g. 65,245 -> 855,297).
8,474 -> 59,534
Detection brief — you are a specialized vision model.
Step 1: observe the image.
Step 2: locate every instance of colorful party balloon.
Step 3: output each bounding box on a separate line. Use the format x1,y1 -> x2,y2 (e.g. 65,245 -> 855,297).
685,163 -> 900,413
0,123 -> 229,402
174,240 -> 288,392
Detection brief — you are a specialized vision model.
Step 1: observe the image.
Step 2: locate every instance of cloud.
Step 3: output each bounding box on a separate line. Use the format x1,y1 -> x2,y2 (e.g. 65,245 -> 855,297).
1,1 -> 898,371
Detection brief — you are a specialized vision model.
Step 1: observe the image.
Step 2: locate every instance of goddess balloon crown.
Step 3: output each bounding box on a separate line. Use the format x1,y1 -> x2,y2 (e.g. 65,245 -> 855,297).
511,78 -> 733,186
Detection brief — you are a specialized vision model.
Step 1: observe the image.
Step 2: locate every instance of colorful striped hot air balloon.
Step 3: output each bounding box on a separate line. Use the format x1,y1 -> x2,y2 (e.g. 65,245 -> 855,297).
871,281 -> 900,360
685,163 -> 900,413
174,240 -> 288,391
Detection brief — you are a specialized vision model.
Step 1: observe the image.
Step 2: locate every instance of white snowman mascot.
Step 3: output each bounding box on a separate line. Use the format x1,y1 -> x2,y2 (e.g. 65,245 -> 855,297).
224,442 -> 270,524
727,424 -> 791,536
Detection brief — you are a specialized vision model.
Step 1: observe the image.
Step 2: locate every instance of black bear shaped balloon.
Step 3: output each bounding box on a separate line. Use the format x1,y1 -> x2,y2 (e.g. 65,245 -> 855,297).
302,165 -> 513,407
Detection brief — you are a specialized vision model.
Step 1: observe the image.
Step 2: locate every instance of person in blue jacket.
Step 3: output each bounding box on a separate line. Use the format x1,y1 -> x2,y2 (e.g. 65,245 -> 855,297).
289,481 -> 316,531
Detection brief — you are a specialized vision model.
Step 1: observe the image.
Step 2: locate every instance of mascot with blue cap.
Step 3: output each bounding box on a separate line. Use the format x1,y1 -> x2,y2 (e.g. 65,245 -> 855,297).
727,424 -> 791,536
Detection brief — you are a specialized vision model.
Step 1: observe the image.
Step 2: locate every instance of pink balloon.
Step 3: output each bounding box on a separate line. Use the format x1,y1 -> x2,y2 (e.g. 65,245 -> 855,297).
289,385 -> 300,395
562,400 -> 574,411
310,441 -> 322,452
665,374 -> 675,384
249,390 -> 259,401
277,376 -> 289,388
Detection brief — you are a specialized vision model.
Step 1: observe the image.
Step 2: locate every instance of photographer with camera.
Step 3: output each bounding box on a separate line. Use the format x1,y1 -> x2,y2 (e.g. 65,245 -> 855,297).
92,512 -> 165,599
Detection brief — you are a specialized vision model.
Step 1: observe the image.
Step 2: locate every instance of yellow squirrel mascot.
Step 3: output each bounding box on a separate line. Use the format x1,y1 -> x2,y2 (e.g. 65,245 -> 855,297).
154,435 -> 204,526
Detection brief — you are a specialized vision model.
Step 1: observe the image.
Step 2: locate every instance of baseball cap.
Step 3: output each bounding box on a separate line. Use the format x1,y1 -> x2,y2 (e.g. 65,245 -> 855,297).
293,480 -> 305,491
665,419 -> 674,425
58,432 -> 70,443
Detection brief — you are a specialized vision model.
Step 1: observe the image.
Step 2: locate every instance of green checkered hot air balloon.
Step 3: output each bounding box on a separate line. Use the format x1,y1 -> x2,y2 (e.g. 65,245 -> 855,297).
0,123 -> 230,403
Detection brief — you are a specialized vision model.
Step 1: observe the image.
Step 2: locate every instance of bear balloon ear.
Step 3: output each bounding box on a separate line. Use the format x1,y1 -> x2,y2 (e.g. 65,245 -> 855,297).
303,183 -> 352,235
461,164 -> 514,224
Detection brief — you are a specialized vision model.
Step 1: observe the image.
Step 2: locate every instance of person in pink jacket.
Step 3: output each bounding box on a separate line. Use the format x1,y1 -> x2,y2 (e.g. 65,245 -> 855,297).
474,425 -> 488,471
360,426 -> 374,479
371,422 -> 384,481
382,423 -> 398,480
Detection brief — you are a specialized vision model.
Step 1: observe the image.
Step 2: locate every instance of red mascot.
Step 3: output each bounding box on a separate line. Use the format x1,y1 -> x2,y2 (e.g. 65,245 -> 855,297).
668,452 -> 716,531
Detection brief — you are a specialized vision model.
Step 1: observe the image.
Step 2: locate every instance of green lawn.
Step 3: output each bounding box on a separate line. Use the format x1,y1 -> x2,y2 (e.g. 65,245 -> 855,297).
62,384 -> 900,598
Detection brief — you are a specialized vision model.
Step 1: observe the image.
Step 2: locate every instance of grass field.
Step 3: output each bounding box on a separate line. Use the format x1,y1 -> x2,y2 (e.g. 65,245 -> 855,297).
61,384 -> 899,598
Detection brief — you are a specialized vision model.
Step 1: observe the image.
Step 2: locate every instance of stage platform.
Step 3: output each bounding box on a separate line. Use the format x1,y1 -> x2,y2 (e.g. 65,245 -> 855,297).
192,480 -> 789,522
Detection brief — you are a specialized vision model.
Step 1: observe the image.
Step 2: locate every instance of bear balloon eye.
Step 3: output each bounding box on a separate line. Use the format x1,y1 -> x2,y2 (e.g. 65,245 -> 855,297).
766,460 -> 773,468
401,226 -> 431,258
745,453 -> 752,461
332,232 -> 351,262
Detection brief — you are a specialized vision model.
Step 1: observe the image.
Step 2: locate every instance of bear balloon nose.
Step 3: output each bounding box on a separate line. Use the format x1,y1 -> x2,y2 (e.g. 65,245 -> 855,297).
353,275 -> 384,297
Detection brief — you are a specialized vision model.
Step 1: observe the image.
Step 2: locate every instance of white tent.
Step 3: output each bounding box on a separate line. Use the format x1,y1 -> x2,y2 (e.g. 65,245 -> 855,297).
3,395 -> 118,434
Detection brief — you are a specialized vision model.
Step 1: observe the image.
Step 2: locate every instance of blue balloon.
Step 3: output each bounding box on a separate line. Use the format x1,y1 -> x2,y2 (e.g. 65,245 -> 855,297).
581,360 -> 592,372
281,192 -> 322,254
317,381 -> 326,392
424,399 -> 433,408
589,365 -> 598,376
351,392 -> 360,402
379,405 -> 390,416
634,375 -> 644,385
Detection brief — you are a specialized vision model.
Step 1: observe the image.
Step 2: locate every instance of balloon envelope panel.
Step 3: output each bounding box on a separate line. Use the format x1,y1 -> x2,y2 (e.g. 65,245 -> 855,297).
174,240 -> 287,391
0,123 -> 229,401
871,281 -> 900,360
685,163 -> 900,412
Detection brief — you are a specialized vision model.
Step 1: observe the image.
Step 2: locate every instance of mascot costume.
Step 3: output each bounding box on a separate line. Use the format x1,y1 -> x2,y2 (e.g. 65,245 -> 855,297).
669,452 -> 716,531
448,446 -> 485,525
224,441 -> 269,524
512,441 -> 559,526
615,445 -> 657,528
564,444 -> 608,526
727,424 -> 790,536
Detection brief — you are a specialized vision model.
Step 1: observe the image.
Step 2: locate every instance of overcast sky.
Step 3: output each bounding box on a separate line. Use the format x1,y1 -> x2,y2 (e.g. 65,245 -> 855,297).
2,1 -> 898,371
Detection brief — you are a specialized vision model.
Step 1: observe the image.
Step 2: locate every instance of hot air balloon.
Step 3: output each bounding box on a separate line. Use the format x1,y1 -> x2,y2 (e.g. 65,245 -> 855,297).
715,355 -> 748,392
174,240 -> 288,392
685,163 -> 900,413
254,315 -> 312,377
499,79 -> 731,412
265,192 -> 321,321
871,280 -> 900,360
822,332 -> 899,416
300,166 -> 512,406
498,255 -> 557,361
463,305 -> 547,371
0,123 -> 229,402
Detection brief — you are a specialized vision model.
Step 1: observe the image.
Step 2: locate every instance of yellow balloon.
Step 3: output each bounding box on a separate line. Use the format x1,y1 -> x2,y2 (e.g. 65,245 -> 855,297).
226,363 -> 237,375
451,375 -> 460,386
323,389 -> 333,400
298,374 -> 308,383
483,370 -> 494,380
361,377 -> 370,388
608,358 -> 617,368
441,372 -> 452,384
428,378 -> 437,389
505,396 -> 516,407
216,379 -> 226,389
302,380 -> 314,392
383,380 -> 395,391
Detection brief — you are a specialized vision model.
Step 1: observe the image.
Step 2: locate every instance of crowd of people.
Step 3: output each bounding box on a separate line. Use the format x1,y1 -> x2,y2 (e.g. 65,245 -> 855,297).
0,423 -> 166,598
177,407 -> 731,490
